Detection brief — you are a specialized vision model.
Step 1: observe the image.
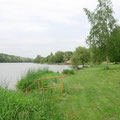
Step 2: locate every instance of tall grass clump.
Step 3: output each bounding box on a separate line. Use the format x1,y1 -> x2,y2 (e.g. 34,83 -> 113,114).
16,68 -> 60,91
0,87 -> 63,120
62,69 -> 75,75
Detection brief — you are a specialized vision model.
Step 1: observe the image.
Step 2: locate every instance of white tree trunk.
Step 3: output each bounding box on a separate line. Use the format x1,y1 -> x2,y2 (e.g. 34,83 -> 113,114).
106,56 -> 109,69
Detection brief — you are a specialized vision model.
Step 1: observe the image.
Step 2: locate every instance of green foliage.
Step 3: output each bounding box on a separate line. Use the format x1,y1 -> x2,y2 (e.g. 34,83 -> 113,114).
62,69 -> 75,75
33,55 -> 46,64
109,26 -> 120,63
34,51 -> 73,64
45,53 -> 53,62
63,51 -> 73,61
84,0 -> 116,68
90,48 -> 105,64
40,58 -> 46,64
71,53 -> 80,69
55,51 -> 64,63
33,51 -> 73,64
48,55 -> 57,64
16,69 -> 60,91
0,53 -> 32,63
71,46 -> 90,69
0,88 -> 63,120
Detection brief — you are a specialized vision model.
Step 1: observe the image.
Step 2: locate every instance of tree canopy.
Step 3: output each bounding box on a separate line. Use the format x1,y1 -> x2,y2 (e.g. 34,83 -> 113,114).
84,0 -> 116,68
55,51 -> 64,63
0,53 -> 32,63
108,26 -> 120,63
63,51 -> 73,61
71,46 -> 90,69
33,51 -> 73,64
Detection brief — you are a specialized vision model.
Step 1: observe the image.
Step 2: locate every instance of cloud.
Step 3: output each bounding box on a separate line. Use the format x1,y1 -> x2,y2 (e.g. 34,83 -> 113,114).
0,0 -> 119,57
0,0 -> 98,24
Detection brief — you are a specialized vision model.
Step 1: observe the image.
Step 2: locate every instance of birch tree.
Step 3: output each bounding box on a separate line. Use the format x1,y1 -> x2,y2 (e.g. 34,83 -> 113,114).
84,0 -> 116,69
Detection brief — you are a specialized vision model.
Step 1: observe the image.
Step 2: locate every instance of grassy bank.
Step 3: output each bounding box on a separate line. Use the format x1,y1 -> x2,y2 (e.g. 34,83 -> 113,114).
0,69 -> 63,120
58,64 -> 120,120
0,64 -> 120,120
17,69 -> 61,91
0,88 -> 63,120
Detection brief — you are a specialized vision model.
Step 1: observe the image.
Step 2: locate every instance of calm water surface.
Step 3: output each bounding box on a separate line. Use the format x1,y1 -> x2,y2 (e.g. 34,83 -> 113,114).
0,63 -> 71,90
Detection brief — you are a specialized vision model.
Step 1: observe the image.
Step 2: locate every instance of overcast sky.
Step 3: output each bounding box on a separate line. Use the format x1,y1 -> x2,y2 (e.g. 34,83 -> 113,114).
0,0 -> 120,58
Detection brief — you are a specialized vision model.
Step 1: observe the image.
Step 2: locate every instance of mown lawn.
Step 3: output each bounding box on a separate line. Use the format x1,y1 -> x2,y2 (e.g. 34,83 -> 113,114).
57,64 -> 120,120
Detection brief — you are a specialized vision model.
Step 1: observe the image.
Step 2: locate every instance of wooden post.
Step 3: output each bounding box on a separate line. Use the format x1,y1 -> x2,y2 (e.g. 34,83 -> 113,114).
59,78 -> 64,93
26,89 -> 28,94
41,80 -> 44,89
30,86 -> 32,92
38,81 -> 40,90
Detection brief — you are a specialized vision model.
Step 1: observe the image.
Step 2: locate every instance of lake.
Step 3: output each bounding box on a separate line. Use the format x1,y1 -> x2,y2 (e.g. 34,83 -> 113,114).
0,63 -> 71,90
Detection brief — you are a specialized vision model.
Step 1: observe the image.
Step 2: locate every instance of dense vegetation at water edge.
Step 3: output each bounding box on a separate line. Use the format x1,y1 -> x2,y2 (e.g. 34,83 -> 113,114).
0,53 -> 32,63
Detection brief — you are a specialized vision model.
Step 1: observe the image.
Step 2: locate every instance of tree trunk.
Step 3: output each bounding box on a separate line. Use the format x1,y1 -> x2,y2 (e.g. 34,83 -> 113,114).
82,62 -> 84,68
106,56 -> 109,69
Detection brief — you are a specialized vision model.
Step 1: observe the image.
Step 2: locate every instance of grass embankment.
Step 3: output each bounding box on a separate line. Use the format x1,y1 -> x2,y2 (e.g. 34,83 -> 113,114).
0,88 -> 63,120
0,69 -> 63,120
0,64 -> 120,120
17,69 -> 60,91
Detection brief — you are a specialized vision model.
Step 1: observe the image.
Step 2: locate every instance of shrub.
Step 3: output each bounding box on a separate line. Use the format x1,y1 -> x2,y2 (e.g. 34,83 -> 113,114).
62,69 -> 75,75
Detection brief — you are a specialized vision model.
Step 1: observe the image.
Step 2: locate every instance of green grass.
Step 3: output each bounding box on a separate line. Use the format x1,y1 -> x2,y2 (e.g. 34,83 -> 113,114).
58,64 -> 120,120
1,64 -> 120,120
16,69 -> 60,91
0,88 -> 63,120
0,69 -> 63,119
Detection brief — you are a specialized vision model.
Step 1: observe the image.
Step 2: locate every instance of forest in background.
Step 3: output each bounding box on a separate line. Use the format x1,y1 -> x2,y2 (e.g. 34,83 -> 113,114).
0,53 -> 32,63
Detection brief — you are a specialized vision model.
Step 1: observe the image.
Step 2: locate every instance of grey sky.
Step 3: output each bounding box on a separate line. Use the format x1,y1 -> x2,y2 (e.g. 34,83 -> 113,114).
0,0 -> 120,58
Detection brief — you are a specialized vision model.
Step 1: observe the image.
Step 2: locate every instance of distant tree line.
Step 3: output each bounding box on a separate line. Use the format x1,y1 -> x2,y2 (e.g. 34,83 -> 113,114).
33,0 -> 120,70
33,47 -> 90,69
34,26 -> 120,69
33,51 -> 73,64
0,53 -> 32,63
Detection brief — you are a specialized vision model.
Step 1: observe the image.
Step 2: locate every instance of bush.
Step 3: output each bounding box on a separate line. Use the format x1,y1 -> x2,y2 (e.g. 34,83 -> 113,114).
62,69 -> 75,75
